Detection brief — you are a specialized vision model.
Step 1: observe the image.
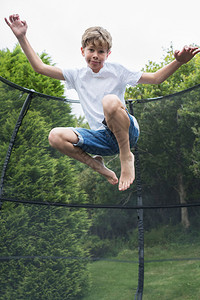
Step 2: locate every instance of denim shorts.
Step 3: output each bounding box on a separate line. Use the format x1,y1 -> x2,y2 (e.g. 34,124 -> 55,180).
70,113 -> 139,156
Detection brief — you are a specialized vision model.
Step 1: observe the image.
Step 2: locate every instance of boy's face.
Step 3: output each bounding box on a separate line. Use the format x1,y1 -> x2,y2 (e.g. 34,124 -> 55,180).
81,43 -> 111,73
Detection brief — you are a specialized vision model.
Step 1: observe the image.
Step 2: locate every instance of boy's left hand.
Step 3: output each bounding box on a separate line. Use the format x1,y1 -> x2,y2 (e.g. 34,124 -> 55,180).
174,46 -> 200,64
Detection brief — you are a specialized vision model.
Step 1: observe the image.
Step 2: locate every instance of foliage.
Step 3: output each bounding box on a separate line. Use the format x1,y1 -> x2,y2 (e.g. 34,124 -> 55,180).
0,47 -> 91,299
1,42 -> 200,298
125,44 -> 200,100
0,205 -> 90,300
0,44 -> 64,97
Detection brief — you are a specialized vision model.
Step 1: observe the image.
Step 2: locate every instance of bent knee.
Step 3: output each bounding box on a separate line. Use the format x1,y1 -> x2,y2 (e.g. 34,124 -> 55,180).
48,127 -> 78,147
48,128 -> 60,147
102,94 -> 122,115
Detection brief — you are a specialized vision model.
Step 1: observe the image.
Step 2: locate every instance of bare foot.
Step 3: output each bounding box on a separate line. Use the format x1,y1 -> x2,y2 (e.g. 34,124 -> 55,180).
93,155 -> 118,185
118,152 -> 135,191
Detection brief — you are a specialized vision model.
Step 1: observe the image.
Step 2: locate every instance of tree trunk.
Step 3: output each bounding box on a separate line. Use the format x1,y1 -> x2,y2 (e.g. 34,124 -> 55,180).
177,173 -> 190,228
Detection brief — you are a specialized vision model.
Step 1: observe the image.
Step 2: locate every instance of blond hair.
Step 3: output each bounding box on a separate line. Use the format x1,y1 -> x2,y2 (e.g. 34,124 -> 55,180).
81,26 -> 112,52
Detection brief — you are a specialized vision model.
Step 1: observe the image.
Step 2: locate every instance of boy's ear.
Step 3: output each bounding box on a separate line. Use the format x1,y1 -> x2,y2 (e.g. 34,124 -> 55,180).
106,50 -> 111,59
81,47 -> 85,57
107,51 -> 111,58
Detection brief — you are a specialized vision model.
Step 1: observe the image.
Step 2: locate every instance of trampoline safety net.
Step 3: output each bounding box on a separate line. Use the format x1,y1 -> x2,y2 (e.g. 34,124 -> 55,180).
0,76 -> 200,300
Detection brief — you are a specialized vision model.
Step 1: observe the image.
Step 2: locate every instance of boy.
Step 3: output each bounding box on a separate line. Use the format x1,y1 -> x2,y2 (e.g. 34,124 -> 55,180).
5,14 -> 200,191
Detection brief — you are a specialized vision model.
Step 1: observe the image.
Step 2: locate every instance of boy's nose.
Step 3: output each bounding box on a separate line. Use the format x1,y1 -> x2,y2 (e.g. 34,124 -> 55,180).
92,51 -> 98,58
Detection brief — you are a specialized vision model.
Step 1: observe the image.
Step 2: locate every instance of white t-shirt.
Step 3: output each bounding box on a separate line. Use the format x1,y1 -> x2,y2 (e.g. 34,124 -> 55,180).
63,62 -> 142,130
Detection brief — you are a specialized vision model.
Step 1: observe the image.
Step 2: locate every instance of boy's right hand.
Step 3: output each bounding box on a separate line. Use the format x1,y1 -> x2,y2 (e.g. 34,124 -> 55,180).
5,14 -> 65,80
5,14 -> 27,39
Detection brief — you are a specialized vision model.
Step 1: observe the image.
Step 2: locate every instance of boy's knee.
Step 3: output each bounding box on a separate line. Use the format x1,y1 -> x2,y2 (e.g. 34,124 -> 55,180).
102,94 -> 121,114
48,128 -> 58,147
48,127 -> 78,147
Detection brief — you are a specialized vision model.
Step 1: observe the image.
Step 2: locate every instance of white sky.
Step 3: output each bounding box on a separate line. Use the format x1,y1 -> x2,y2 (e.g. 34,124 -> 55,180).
1,0 -> 200,115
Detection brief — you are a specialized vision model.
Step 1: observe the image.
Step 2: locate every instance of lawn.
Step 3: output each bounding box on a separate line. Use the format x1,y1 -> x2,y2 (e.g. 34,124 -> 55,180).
83,260 -> 138,300
83,244 -> 200,300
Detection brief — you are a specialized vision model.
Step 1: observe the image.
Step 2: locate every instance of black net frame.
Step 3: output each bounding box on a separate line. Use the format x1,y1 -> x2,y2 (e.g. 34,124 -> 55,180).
1,75 -> 200,299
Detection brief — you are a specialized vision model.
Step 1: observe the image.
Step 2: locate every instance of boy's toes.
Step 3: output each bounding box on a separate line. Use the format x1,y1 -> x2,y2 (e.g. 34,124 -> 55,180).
119,178 -> 132,191
118,180 -> 127,191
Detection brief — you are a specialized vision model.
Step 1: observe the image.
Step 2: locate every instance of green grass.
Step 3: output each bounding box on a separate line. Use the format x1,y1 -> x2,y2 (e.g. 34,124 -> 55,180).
83,245 -> 200,300
143,260 -> 200,300
84,260 -> 138,300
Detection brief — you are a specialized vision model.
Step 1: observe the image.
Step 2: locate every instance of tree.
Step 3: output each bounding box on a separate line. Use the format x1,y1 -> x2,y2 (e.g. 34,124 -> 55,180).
125,44 -> 200,100
126,45 -> 200,228
0,46 -> 91,298
0,44 -> 64,96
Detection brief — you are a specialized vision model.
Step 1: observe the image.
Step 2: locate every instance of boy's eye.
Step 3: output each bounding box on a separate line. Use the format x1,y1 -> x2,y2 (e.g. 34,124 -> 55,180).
88,48 -> 105,54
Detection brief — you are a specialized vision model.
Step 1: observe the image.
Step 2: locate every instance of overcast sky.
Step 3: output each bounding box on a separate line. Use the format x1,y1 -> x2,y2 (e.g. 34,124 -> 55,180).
1,0 -> 200,115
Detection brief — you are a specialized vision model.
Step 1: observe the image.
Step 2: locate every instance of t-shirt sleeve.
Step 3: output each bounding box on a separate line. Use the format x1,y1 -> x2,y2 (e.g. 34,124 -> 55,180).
62,68 -> 78,89
120,64 -> 143,87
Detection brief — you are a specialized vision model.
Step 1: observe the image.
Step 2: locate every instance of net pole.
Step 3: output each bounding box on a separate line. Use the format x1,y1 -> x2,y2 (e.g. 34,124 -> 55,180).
128,102 -> 144,300
134,143 -> 144,300
0,92 -> 33,198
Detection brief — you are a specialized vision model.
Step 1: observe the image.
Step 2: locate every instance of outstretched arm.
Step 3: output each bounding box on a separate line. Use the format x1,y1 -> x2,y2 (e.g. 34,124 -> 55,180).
138,46 -> 200,85
5,14 -> 64,80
